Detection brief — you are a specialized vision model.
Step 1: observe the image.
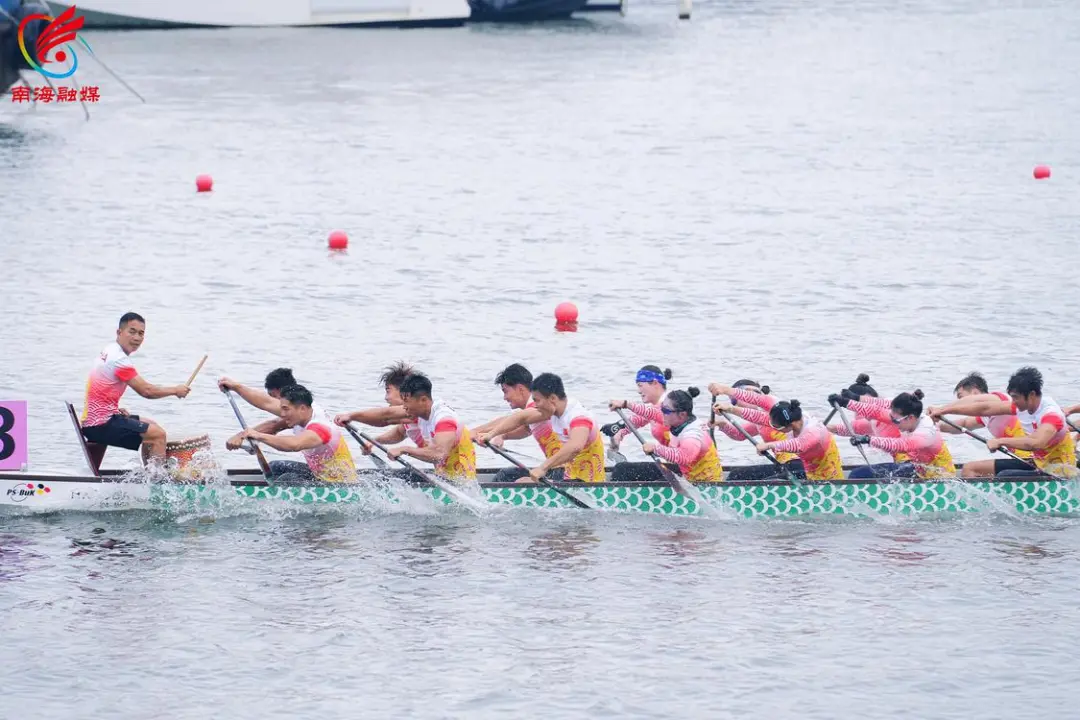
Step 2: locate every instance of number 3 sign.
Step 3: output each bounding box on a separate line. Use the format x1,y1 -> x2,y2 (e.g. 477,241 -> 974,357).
0,402 -> 28,470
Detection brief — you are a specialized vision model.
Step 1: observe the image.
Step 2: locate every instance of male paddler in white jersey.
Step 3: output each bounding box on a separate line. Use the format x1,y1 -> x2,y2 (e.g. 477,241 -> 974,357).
230,384 -> 357,484
929,366 -> 1078,478
80,312 -> 191,466
475,372 -> 606,483
470,363 -> 564,483
380,373 -> 477,482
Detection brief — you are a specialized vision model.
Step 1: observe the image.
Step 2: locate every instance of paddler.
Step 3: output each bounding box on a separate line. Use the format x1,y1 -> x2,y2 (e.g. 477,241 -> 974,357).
834,390 -> 956,478
230,384 -> 357,484
708,379 -> 807,481
475,372 -> 606,483
607,383 -> 713,482
79,312 -> 190,467
933,372 -> 1032,478
605,365 -> 673,455
635,388 -> 722,482
712,393 -> 844,481
823,375 -> 911,478
469,364 -> 563,483
928,366 -> 1077,478
217,367 -> 299,446
331,362 -> 428,465
380,373 -> 477,482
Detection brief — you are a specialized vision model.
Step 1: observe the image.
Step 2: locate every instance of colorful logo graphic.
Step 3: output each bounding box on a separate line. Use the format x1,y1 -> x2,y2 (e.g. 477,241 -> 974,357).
5,482 -> 51,502
17,5 -> 93,80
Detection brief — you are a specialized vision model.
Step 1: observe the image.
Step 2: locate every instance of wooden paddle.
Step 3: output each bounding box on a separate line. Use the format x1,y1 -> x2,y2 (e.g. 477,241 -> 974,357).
614,408 -> 720,517
349,427 -> 488,516
937,415 -> 1069,480
185,354 -> 208,388
223,389 -> 273,481
715,408 -> 802,486
830,401 -> 873,469
477,439 -> 593,509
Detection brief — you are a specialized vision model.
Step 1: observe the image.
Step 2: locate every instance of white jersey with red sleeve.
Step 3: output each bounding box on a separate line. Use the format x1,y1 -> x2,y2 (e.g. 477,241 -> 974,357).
549,397 -> 599,444
81,342 -> 139,427
418,398 -> 464,444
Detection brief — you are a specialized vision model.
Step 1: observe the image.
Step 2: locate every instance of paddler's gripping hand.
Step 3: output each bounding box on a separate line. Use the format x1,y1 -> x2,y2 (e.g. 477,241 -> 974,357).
332,413 -> 351,427
600,421 -> 625,438
850,435 -> 871,446
608,399 -> 629,411
828,393 -> 849,408
225,432 -> 245,451
217,377 -> 239,393
712,399 -> 733,414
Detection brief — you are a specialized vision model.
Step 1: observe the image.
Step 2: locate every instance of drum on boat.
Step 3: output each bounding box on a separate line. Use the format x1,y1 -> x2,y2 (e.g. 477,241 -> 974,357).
164,434 -> 218,481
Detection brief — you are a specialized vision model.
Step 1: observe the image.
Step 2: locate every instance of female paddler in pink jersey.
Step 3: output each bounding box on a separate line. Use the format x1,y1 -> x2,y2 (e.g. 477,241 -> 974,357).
846,391 -> 956,479
708,379 -> 807,482
609,387 -> 722,482
824,374 -> 912,479
712,393 -> 844,481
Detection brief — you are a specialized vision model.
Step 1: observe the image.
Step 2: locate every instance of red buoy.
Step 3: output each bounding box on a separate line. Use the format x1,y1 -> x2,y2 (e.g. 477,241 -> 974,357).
1034,165 -> 1051,180
327,230 -> 349,251
554,302 -> 578,324
195,174 -> 213,192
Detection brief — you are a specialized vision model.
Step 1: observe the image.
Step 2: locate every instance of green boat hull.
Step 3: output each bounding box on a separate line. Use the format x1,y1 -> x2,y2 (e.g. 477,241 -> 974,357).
161,478 -> 1080,518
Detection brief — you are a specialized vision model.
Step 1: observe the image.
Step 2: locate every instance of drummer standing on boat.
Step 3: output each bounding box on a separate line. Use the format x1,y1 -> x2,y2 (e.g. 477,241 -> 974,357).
231,384 -> 357,484
80,312 -> 190,467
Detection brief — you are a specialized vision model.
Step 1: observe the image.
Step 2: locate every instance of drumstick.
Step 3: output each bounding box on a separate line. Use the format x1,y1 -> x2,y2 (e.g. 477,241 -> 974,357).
185,355 -> 209,388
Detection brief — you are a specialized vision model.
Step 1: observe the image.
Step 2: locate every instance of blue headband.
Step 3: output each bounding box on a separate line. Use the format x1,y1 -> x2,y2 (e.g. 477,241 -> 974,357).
636,370 -> 667,386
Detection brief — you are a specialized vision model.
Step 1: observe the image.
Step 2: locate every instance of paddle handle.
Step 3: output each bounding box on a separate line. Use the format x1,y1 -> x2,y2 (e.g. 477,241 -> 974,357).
223,390 -> 273,480
709,395 -> 717,445
185,354 -> 208,388
341,422 -> 386,469
937,415 -> 1038,469
830,401 -> 873,467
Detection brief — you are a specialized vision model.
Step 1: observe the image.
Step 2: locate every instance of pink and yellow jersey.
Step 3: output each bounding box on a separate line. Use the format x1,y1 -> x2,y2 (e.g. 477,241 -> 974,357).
81,342 -> 138,427
723,388 -> 797,463
525,401 -> 562,459
1012,395 -> 1076,474
736,407 -> 843,481
838,400 -> 910,464
651,418 -> 722,482
550,398 -> 606,483
866,416 -> 956,478
976,391 -> 1031,459
418,398 -> 477,481
295,404 -> 357,483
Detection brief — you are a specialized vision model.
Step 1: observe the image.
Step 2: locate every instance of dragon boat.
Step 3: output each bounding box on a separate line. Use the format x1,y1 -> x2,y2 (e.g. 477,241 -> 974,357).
3,465 -> 1078,518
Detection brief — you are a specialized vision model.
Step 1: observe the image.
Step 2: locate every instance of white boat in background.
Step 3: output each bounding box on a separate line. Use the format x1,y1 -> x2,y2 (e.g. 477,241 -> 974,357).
55,0 -> 470,28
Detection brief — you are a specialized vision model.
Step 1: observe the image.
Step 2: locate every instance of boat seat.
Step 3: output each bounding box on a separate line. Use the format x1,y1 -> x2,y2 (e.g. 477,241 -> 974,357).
66,402 -> 105,477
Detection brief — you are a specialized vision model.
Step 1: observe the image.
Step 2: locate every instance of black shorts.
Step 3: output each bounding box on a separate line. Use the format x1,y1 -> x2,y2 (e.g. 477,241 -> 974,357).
82,414 -> 149,451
